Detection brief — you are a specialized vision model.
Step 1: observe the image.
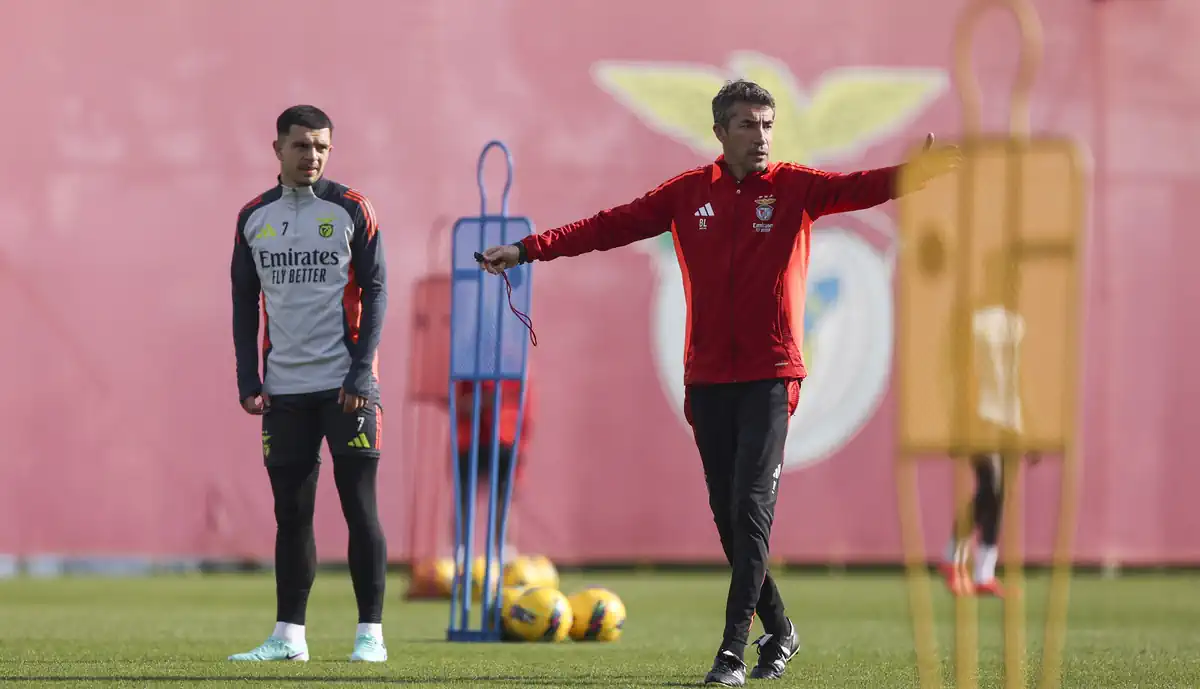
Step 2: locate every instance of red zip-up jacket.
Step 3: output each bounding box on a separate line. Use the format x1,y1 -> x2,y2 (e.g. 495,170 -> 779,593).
520,156 -> 903,386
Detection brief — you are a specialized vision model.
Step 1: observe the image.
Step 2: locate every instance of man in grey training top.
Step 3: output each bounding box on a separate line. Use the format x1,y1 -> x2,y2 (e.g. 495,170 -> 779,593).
229,104 -> 390,663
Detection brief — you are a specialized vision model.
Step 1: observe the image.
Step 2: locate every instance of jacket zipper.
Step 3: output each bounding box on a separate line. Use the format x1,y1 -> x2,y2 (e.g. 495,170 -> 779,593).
728,185 -> 740,382
291,191 -> 301,236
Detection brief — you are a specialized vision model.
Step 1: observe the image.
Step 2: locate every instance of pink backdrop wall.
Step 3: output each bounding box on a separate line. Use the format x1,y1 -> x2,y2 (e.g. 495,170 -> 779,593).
1,0 -> 1197,566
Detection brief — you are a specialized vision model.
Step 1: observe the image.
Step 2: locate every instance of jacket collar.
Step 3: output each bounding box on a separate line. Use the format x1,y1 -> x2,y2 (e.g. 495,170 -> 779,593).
276,175 -> 329,198
712,155 -> 773,184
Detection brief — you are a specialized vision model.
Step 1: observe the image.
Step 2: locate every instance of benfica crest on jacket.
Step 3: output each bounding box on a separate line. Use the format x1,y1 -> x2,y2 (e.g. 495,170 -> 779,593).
754,196 -> 775,232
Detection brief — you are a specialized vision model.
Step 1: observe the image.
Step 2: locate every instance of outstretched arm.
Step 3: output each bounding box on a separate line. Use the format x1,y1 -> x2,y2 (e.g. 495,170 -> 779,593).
802,133 -> 961,220
801,165 -> 904,220
479,175 -> 680,273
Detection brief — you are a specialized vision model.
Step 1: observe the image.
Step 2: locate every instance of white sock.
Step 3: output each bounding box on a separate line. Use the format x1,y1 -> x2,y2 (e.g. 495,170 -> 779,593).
273,622 -> 305,644
357,622 -> 383,640
975,545 -> 998,583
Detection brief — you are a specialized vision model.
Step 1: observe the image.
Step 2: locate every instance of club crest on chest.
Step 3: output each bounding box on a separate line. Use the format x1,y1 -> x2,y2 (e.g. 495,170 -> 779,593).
754,196 -> 775,232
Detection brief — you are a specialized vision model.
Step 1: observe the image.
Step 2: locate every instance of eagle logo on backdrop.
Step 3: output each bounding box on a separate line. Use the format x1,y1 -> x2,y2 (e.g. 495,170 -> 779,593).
590,52 -> 948,472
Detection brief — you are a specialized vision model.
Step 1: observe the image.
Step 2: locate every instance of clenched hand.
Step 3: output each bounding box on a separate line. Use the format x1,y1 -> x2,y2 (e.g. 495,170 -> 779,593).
478,245 -> 520,275
241,393 -> 271,415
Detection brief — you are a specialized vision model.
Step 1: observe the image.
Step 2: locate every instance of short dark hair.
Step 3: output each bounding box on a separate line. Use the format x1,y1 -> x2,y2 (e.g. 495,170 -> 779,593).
712,80 -> 775,129
276,105 -> 333,138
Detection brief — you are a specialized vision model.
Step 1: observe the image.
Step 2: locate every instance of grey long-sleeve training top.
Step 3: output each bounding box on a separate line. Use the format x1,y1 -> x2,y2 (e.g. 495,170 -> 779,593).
231,176 -> 388,403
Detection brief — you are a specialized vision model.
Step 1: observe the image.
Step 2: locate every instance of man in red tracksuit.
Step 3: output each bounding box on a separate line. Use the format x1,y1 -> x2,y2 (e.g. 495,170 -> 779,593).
479,80 -> 959,686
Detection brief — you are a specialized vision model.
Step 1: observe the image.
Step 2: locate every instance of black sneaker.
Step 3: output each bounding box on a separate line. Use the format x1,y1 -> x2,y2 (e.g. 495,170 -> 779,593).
748,618 -> 800,679
704,650 -> 747,686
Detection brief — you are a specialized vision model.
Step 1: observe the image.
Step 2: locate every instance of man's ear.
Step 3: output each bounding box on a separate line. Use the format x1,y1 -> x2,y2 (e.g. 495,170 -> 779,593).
712,123 -> 726,145
272,138 -> 283,161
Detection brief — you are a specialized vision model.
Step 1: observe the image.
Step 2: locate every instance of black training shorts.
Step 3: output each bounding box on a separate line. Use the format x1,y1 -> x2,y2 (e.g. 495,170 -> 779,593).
261,388 -> 382,466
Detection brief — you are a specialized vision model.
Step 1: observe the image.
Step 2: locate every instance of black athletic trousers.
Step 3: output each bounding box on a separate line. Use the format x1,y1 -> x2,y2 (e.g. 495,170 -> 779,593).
262,388 -> 388,625
969,453 -> 1003,546
686,378 -> 798,658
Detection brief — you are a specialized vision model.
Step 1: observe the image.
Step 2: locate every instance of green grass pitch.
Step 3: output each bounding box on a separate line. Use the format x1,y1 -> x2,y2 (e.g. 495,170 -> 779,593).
2,569 -> 1198,687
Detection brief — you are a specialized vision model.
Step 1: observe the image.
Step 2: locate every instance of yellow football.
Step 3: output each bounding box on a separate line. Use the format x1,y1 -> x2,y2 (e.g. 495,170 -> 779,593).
527,554 -> 560,589
404,557 -> 456,599
500,585 -> 527,612
502,586 -> 573,642
504,555 -> 554,589
567,587 -> 627,642
498,585 -> 529,640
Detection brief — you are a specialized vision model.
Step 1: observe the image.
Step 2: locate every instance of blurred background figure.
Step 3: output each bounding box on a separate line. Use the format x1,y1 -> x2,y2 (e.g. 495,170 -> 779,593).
453,376 -> 535,565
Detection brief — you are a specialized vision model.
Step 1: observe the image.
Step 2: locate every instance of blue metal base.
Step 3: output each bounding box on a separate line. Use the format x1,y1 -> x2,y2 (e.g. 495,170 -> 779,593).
446,629 -> 504,643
